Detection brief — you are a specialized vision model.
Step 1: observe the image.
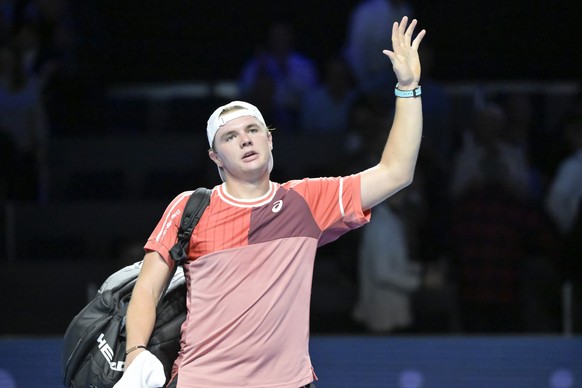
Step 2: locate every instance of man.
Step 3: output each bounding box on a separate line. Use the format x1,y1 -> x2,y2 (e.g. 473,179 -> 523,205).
546,112 -> 582,332
238,21 -> 318,132
344,0 -> 413,93
115,16 -> 425,388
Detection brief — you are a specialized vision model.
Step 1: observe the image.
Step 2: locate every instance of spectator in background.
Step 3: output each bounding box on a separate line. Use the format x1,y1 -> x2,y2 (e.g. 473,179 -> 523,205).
502,93 -> 535,151
0,44 -> 47,201
501,92 -> 546,200
546,112 -> 582,236
450,102 -> 530,199
450,148 -> 559,333
342,94 -> 393,174
545,111 -> 582,332
415,42 -> 452,170
6,0 -> 84,136
411,42 -> 452,266
239,67 -> 278,132
353,179 -> 424,334
0,0 -> 15,43
350,115 -> 425,335
300,56 -> 357,134
344,0 -> 413,95
238,21 -> 318,132
12,22 -> 40,73
32,0 -> 71,52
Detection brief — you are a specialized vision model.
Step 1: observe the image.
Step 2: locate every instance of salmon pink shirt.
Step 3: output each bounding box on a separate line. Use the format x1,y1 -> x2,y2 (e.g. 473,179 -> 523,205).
145,175 -> 370,388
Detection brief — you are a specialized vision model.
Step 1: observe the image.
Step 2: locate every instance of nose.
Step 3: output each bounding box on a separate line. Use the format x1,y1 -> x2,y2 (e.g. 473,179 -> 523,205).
240,133 -> 252,148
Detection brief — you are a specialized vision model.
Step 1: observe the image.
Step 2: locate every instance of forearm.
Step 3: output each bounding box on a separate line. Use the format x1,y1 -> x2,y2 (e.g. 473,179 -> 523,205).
359,17 -> 425,210
360,95 -> 423,209
124,251 -> 169,366
124,285 -> 158,365
380,95 -> 423,182
115,283 -> 168,387
126,285 -> 158,346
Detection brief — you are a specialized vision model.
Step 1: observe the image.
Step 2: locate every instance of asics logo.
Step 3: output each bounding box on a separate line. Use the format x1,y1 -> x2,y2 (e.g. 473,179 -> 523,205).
272,200 -> 283,213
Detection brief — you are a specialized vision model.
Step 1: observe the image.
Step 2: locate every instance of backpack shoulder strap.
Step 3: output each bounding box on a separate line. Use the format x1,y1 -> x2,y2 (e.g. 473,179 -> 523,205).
169,187 -> 212,265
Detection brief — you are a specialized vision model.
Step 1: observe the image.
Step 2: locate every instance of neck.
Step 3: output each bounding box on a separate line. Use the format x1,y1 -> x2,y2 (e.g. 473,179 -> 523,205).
224,178 -> 271,200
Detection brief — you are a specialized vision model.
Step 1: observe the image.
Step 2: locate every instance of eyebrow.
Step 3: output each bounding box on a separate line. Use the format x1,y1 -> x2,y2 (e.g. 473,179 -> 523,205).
221,130 -> 237,139
220,124 -> 260,139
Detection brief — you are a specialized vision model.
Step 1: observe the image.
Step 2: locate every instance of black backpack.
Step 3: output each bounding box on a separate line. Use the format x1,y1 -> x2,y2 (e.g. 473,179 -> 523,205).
62,188 -> 211,388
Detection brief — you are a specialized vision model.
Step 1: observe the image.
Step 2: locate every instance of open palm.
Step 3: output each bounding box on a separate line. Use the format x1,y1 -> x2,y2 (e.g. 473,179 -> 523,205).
382,16 -> 426,89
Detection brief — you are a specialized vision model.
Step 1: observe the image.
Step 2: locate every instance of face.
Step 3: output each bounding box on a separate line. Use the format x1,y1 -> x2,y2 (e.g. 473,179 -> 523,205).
209,115 -> 273,181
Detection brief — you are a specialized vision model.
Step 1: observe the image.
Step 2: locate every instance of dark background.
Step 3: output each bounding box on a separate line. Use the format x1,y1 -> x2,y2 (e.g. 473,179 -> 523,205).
73,0 -> 581,86
2,0 -> 581,337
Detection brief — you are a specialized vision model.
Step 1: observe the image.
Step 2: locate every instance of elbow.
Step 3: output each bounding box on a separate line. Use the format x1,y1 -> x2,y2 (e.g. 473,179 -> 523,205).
385,159 -> 417,189
392,170 -> 415,191
401,174 -> 415,189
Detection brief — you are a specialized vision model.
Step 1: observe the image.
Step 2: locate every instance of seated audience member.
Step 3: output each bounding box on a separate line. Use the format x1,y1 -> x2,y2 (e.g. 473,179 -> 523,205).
352,123 -> 425,334
545,111 -> 582,332
353,187 -> 423,334
546,112 -> 582,236
300,57 -> 357,134
344,0 -> 413,95
0,44 -> 47,201
451,150 -> 558,333
238,21 -> 318,132
450,102 -> 530,200
500,92 -> 546,200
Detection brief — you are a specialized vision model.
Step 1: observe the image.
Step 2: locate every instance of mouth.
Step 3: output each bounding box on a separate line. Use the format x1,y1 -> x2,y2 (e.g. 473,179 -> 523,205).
242,151 -> 258,161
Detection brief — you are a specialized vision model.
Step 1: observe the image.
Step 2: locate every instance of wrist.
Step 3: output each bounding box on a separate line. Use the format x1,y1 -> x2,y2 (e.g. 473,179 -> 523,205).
124,347 -> 146,370
126,344 -> 147,355
395,82 -> 419,91
394,84 -> 422,98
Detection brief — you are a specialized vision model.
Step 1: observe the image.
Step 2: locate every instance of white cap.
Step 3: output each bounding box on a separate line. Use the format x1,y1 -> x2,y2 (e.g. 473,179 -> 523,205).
206,101 -> 267,148
206,101 -> 273,181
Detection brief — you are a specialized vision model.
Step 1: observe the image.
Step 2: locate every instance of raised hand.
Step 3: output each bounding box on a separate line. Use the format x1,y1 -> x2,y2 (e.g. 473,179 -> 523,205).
382,16 -> 426,90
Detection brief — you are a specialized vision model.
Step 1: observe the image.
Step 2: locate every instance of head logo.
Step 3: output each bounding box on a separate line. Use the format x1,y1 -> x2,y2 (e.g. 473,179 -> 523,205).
97,333 -> 125,371
272,200 -> 283,213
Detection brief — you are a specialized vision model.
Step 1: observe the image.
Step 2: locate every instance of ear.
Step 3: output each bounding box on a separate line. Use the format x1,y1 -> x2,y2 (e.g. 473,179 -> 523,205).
267,131 -> 273,150
208,149 -> 223,168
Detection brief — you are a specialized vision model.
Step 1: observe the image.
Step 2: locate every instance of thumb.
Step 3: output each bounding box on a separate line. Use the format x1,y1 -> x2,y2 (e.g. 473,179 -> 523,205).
382,49 -> 396,63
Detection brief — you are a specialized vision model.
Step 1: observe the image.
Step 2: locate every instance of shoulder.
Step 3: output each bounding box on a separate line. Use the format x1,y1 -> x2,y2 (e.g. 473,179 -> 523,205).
281,175 -> 361,194
555,153 -> 582,178
352,0 -> 381,13
166,187 -> 215,211
168,190 -> 195,208
288,52 -> 317,68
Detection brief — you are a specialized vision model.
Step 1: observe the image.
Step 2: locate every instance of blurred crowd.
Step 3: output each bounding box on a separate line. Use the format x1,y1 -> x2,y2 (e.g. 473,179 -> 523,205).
0,0 -> 78,202
2,0 -> 582,335
233,0 -> 582,335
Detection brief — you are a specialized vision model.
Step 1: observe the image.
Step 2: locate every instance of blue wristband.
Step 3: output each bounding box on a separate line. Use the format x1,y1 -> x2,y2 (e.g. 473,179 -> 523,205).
394,85 -> 422,98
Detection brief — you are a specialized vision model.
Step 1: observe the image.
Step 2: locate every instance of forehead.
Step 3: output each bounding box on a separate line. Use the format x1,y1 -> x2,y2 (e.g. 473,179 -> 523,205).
215,115 -> 264,135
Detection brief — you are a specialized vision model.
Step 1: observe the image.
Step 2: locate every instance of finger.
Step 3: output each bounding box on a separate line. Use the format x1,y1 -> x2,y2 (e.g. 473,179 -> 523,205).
398,16 -> 409,37
404,19 -> 417,46
390,21 -> 400,48
411,29 -> 427,51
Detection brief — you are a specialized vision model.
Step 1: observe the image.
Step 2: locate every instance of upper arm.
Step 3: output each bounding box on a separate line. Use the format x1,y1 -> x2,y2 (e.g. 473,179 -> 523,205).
359,165 -> 412,210
134,250 -> 173,305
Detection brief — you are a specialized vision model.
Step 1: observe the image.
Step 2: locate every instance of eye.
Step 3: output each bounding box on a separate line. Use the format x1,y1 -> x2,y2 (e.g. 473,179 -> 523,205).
224,133 -> 236,142
248,127 -> 259,133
